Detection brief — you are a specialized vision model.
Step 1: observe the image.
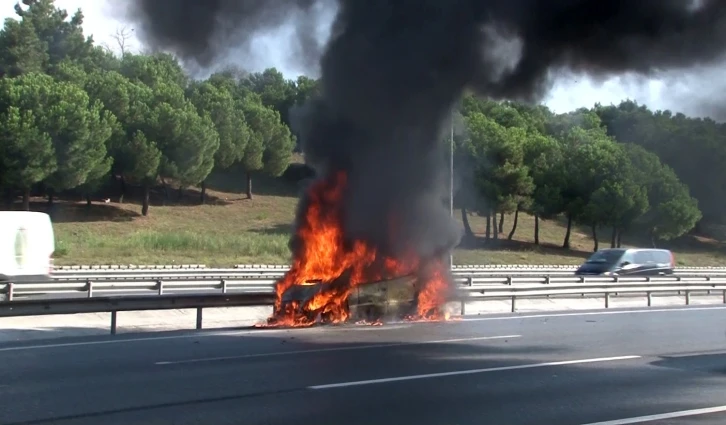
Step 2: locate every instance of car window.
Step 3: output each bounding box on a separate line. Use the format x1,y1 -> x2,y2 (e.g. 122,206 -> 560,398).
620,251 -> 636,264
585,250 -> 625,264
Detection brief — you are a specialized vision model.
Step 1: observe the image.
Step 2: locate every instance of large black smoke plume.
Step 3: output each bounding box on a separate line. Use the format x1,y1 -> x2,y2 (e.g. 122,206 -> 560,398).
127,0 -> 726,267
126,0 -> 334,73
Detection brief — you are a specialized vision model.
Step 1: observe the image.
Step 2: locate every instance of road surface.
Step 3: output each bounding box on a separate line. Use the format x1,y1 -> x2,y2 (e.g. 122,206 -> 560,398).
1,305 -> 725,425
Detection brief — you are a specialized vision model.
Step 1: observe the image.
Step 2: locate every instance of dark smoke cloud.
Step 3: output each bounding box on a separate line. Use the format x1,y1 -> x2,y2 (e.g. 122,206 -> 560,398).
125,0 -> 334,73
125,0 -> 726,266
474,0 -> 726,102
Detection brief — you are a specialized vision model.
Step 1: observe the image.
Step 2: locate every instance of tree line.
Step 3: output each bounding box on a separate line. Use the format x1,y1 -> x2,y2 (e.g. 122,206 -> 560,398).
0,0 -> 718,252
454,96 -> 703,250
0,0 -> 318,214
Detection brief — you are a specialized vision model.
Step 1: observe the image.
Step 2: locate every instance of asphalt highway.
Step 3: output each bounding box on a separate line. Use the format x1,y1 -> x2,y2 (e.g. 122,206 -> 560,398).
1,305 -> 726,425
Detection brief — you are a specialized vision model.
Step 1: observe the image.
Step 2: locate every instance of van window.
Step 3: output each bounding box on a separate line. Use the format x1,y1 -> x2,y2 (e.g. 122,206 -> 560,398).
633,250 -> 671,264
586,249 -> 625,264
633,251 -> 654,264
652,251 -> 671,263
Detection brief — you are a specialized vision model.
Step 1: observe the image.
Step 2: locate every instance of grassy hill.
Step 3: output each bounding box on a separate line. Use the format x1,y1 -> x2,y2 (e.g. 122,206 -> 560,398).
12,169 -> 726,267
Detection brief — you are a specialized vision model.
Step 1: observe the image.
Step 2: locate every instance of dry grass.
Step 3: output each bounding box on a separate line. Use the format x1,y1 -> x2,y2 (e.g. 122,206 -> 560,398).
11,171 -> 726,267
456,212 -> 726,266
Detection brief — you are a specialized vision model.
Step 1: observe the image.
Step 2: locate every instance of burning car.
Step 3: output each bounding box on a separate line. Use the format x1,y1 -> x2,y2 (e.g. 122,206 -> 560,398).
263,171 -> 453,328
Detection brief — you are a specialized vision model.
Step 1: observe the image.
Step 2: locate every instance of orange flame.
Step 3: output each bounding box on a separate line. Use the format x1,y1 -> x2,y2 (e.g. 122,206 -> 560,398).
266,171 -> 450,327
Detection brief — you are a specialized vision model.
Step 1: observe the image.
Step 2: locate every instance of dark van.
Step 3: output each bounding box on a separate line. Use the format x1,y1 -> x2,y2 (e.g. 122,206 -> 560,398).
575,248 -> 675,277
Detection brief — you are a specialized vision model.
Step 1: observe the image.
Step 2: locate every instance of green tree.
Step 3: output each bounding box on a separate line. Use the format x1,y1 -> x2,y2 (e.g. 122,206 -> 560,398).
583,177 -> 648,250
9,0 -> 95,75
84,69 -> 162,213
0,14 -> 47,77
558,125 -> 629,249
0,72 -> 114,203
120,53 -> 219,203
0,107 -> 56,210
187,81 -> 250,202
149,101 -> 220,194
241,67 -> 297,126
522,132 -> 566,244
239,98 -> 295,199
624,144 -> 702,244
462,111 -> 533,240
596,100 -> 726,225
126,131 -> 161,216
293,75 -> 319,105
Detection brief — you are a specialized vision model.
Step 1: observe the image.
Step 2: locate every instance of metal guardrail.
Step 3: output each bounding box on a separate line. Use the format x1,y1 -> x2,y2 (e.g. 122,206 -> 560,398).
49,265 -> 726,281
52,263 -> 726,271
460,281 -> 726,314
0,292 -> 275,334
6,279 -> 278,298
10,275 -> 726,298
2,276 -> 726,335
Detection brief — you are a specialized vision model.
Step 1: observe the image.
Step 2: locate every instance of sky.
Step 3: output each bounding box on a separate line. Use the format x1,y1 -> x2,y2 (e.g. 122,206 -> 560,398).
1,0 -> 723,120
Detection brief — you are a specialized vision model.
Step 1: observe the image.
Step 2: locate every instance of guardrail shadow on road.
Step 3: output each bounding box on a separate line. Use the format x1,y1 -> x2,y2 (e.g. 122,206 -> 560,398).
650,352 -> 726,376
0,328 -> 567,424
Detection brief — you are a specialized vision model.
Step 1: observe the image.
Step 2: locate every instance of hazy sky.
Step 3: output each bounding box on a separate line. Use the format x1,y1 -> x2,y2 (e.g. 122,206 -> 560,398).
2,0 -> 723,120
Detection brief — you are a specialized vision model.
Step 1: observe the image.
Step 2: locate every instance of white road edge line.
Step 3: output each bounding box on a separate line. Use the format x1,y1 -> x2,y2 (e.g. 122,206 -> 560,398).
0,328 -> 289,352
577,405 -> 726,425
308,355 -> 641,390
460,306 -> 726,322
154,334 -> 521,365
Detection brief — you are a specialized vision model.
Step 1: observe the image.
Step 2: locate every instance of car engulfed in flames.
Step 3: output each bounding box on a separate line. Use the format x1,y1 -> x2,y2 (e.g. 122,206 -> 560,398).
261,171 -> 453,328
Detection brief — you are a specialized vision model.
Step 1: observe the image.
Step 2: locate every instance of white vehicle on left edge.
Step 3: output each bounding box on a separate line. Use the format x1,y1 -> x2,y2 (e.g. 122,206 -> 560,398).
0,211 -> 55,300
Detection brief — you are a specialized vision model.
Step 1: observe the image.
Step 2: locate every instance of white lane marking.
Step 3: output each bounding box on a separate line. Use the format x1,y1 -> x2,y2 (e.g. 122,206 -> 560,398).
154,334 -> 521,365
577,404 -> 726,424
0,328 -> 288,352
460,306 -> 726,322
308,355 -> 641,390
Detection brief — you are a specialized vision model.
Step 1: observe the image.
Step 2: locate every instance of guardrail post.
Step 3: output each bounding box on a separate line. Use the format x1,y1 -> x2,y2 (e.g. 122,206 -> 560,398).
86,279 -> 93,298
221,279 -> 228,293
544,275 -> 551,298
685,290 -> 691,305
460,277 -> 472,315
6,282 -> 13,301
605,292 -> 610,308
723,289 -> 726,304
156,280 -> 164,295
196,308 -> 203,329
511,296 -> 516,313
110,311 -> 117,335
647,291 -> 652,307
677,276 -> 682,295
615,277 -> 621,297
